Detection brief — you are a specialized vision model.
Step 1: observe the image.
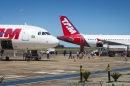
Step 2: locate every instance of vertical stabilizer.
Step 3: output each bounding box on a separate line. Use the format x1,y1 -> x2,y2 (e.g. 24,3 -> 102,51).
60,16 -> 80,36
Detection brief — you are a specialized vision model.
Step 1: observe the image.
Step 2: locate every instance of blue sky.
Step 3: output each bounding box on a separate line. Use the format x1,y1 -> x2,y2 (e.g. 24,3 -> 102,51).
0,0 -> 130,47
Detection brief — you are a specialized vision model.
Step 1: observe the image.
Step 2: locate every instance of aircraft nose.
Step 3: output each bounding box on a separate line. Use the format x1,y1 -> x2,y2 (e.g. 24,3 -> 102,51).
54,37 -> 59,45
50,36 -> 59,47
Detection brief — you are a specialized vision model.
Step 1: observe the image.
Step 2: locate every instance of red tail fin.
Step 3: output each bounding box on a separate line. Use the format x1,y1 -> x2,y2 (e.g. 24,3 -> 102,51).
60,16 -> 80,36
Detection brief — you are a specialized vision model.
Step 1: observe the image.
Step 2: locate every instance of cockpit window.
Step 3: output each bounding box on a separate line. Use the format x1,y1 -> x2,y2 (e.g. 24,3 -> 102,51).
38,32 -> 41,35
45,32 -> 50,35
42,32 -> 46,35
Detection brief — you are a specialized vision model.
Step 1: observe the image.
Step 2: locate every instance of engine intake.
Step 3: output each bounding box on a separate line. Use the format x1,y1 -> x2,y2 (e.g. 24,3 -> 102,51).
96,43 -> 103,47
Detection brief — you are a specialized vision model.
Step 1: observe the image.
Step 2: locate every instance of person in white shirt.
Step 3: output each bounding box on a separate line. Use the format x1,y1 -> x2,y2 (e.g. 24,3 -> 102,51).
77,51 -> 79,59
46,50 -> 50,59
91,50 -> 94,59
14,50 -> 16,57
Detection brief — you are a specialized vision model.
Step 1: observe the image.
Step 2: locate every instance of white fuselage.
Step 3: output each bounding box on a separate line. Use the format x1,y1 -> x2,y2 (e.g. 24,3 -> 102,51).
0,25 -> 59,50
82,34 -> 130,47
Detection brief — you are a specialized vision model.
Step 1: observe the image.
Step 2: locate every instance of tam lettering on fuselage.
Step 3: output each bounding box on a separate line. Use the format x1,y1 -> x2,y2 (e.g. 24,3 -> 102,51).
62,18 -> 76,34
0,28 -> 21,39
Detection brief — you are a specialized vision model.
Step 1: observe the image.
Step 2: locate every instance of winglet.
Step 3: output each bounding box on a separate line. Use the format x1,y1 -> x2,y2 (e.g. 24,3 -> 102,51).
97,38 -> 101,42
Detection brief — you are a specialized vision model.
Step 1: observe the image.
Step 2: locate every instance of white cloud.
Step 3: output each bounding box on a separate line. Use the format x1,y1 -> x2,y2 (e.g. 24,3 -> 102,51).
19,9 -> 24,12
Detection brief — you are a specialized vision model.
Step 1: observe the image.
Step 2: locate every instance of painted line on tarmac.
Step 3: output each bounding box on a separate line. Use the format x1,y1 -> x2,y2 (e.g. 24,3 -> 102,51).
1,67 -> 130,86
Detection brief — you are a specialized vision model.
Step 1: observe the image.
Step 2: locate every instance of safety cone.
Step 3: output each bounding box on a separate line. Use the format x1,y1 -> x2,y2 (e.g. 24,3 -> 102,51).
74,58 -> 76,62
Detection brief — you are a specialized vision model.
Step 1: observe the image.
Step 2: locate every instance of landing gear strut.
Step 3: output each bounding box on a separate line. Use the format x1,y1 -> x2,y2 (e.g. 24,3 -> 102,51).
80,46 -> 84,52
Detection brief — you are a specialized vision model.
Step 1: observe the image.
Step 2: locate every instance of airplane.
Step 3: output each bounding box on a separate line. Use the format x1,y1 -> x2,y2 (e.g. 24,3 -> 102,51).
57,16 -> 130,56
0,24 -> 59,60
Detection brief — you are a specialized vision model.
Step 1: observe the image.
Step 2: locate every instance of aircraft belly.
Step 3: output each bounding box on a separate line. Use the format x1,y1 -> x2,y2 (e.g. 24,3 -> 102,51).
12,41 -> 52,50
12,43 -> 44,50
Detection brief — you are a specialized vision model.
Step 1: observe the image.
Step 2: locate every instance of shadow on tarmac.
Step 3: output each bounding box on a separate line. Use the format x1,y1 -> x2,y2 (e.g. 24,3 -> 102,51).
0,59 -> 58,62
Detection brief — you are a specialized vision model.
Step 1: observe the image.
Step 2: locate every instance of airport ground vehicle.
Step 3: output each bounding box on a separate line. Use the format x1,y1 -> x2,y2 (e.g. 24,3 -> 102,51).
23,50 -> 41,61
107,45 -> 127,57
96,45 -> 130,57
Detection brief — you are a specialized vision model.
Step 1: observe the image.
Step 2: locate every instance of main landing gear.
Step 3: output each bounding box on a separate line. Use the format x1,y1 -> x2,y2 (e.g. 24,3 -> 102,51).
23,50 -> 41,61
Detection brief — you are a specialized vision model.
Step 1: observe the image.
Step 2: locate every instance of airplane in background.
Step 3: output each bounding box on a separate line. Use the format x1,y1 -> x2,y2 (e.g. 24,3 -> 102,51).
0,24 -> 59,60
57,16 -> 130,56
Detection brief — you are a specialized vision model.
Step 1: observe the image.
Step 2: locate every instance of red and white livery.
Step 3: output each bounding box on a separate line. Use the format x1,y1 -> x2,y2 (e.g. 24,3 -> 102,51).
57,16 -> 130,49
0,25 -> 59,50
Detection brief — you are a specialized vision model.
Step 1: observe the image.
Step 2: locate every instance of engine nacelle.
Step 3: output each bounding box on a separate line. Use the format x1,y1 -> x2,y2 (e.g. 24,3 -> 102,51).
127,46 -> 130,51
96,43 -> 103,47
103,44 -> 109,49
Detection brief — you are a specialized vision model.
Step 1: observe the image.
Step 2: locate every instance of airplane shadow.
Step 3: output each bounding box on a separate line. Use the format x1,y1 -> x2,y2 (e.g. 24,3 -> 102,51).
0,59 -> 58,62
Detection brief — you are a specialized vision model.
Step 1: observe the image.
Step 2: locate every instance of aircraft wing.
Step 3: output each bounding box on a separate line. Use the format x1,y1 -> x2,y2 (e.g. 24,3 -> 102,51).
97,38 -> 125,45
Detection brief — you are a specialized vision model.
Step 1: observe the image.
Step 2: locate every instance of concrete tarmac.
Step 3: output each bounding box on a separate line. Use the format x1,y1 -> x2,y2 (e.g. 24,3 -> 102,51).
0,51 -> 130,86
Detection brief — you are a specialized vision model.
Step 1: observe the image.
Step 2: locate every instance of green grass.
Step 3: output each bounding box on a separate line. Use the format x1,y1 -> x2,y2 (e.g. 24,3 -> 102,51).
55,47 -> 96,51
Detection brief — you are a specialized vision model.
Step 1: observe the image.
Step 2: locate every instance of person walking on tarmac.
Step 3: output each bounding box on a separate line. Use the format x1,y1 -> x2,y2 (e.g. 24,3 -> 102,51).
46,50 -> 50,59
91,50 -> 94,59
69,51 -> 72,59
124,51 -> 127,61
81,51 -> 84,59
63,50 -> 67,57
1,49 -> 4,58
77,51 -> 79,59
55,50 -> 58,58
13,50 -> 17,57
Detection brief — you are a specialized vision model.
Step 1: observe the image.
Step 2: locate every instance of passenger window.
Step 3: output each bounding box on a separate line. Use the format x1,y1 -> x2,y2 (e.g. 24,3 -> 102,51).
38,32 -> 41,35
42,32 -> 46,35
45,32 -> 50,35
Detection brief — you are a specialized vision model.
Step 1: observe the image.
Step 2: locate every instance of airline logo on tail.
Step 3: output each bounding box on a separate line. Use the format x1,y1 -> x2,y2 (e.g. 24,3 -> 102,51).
60,16 -> 80,35
59,16 -> 90,47
62,18 -> 77,34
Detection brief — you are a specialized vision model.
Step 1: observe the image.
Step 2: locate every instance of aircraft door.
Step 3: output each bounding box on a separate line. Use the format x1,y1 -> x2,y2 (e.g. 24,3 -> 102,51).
22,31 -> 29,41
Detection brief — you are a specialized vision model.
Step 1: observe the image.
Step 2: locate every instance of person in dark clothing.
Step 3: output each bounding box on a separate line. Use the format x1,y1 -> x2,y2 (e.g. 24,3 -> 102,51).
63,50 -> 66,57
1,50 -> 4,57
55,51 -> 58,58
69,51 -> 72,59
55,51 -> 58,55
